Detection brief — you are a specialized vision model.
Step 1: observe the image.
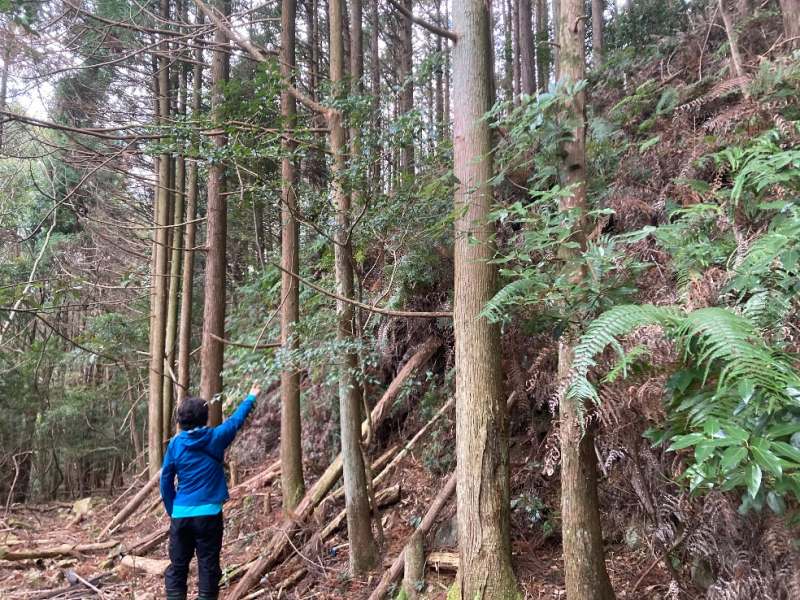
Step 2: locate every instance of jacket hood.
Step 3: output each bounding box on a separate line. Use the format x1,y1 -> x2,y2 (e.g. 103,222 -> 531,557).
180,426 -> 214,448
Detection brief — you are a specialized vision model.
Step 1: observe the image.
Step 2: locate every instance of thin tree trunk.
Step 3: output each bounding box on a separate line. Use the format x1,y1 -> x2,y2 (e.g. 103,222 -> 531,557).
177,11 -> 203,406
558,0 -> 615,597
717,0 -> 746,82
398,0 -> 414,174
280,0 -> 305,510
163,12 -> 188,437
552,0 -> 561,81
369,0 -> 381,183
536,0 -> 549,90
199,0 -> 230,425
451,0 -> 519,597
512,0 -> 521,100
502,0 -> 513,102
329,0 -> 378,575
779,0 -> 800,46
444,1 -> 451,135
519,0 -> 536,95
0,43 -> 10,151
148,0 -> 172,475
592,0 -> 604,67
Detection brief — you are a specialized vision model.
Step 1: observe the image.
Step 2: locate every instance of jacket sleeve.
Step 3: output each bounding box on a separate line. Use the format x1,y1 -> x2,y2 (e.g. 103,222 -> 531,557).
211,393 -> 257,451
160,443 -> 176,517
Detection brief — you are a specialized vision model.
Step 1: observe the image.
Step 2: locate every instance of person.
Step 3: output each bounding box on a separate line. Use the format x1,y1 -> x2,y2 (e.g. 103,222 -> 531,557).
160,383 -> 261,600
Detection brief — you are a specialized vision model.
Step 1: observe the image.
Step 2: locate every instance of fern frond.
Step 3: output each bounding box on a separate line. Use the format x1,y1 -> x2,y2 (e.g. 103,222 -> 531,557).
481,277 -> 541,322
567,304 -> 683,402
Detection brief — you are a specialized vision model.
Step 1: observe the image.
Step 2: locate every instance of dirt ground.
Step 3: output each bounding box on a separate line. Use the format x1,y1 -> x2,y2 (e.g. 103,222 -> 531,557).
1,440 -> 679,600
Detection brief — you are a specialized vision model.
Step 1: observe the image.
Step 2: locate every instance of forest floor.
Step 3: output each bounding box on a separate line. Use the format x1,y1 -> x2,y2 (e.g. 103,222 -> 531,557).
0,437 -> 674,600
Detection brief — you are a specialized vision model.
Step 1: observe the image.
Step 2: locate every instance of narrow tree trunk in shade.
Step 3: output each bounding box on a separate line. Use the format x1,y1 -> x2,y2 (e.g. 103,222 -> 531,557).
512,0 -> 521,100
451,0 -> 520,597
369,0 -> 381,183
148,0 -> 172,476
717,0 -> 746,81
558,1 -> 615,597
552,0 -> 560,81
398,0 -> 414,174
536,0 -> 549,90
280,0 -> 305,511
200,0 -> 230,425
163,16 -> 189,438
435,0 -> 445,137
779,0 -> 800,44
177,11 -> 203,406
519,0 -> 536,95
329,0 -> 378,575
592,0 -> 604,67
0,44 -> 11,151
444,2 -> 451,135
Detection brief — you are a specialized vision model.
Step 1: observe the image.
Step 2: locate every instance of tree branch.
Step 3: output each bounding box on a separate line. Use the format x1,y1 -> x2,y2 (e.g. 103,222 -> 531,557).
386,0 -> 458,42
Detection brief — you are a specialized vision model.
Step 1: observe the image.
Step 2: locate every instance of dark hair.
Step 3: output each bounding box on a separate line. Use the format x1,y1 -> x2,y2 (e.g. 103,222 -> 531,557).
177,396 -> 208,430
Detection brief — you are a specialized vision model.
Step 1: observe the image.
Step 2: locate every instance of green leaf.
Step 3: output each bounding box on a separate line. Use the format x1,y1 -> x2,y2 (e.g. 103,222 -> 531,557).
720,446 -> 747,471
752,440 -> 783,477
766,491 -> 786,515
747,462 -> 763,498
771,441 -> 800,465
669,433 -> 707,451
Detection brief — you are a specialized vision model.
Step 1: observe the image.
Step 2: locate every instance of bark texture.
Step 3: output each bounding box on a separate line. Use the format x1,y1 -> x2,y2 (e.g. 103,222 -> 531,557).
280,0 -> 305,511
592,0 -> 604,67
779,0 -> 800,44
398,0 -> 415,174
451,0 -> 519,597
519,0 -> 536,95
329,0 -> 378,574
199,0 -> 230,425
558,1 -> 615,598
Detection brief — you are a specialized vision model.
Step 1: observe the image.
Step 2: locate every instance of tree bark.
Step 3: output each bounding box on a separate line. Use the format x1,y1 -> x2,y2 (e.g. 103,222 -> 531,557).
558,1 -> 615,598
451,0 -> 519,597
148,0 -> 172,475
512,0 -> 521,100
199,0 -> 230,425
592,0 -> 604,67
717,0 -> 746,81
552,0 -> 561,81
536,0 -> 549,90
177,11 -> 203,406
398,0 -> 415,174
370,0 -> 381,182
779,0 -> 800,45
519,0 -> 536,95
436,1 -> 445,135
0,43 -> 11,151
329,0 -> 378,575
280,0 -> 305,511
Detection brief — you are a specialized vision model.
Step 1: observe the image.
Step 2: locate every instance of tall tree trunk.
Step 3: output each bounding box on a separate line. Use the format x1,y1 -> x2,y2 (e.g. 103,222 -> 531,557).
148,0 -> 172,475
451,0 -> 519,597
558,1 -> 615,598
444,1 -> 451,135
177,11 -> 203,406
519,0 -> 536,95
329,0 -> 378,575
163,12 -> 189,438
552,0 -> 561,81
435,0 -> 445,137
369,0 -> 381,183
398,0 -> 414,174
536,0 -> 549,90
0,43 -> 11,151
592,0 -> 604,67
717,0 -> 746,81
512,0 -> 521,100
779,0 -> 800,46
200,0 -> 230,425
280,0 -> 305,510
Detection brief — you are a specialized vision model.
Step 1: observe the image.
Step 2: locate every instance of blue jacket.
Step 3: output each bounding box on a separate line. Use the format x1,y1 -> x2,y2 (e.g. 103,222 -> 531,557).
160,394 -> 256,516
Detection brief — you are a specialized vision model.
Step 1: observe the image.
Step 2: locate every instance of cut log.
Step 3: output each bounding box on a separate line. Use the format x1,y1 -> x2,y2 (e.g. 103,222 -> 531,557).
119,554 -> 171,576
227,337 -> 441,600
126,525 -> 169,556
317,484 -> 401,541
100,470 -> 160,539
426,551 -> 459,571
0,540 -> 121,561
103,467 -> 148,514
240,567 -> 307,599
366,473 -> 456,600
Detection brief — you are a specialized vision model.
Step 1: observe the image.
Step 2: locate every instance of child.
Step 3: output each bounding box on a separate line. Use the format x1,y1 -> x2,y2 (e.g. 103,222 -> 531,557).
160,383 -> 261,600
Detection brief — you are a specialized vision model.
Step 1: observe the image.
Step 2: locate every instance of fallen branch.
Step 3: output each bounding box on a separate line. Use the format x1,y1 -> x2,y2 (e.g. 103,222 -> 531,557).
102,467 -> 148,514
226,338 -> 441,599
119,554 -> 171,576
366,474 -> 457,600
0,540 -> 120,561
100,470 -> 160,539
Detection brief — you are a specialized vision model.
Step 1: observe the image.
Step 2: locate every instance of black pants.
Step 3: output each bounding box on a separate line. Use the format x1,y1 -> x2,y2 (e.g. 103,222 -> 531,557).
164,512 -> 224,599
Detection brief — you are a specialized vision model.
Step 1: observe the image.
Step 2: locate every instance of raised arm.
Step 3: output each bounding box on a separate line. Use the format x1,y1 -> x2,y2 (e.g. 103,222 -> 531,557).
210,383 -> 260,450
